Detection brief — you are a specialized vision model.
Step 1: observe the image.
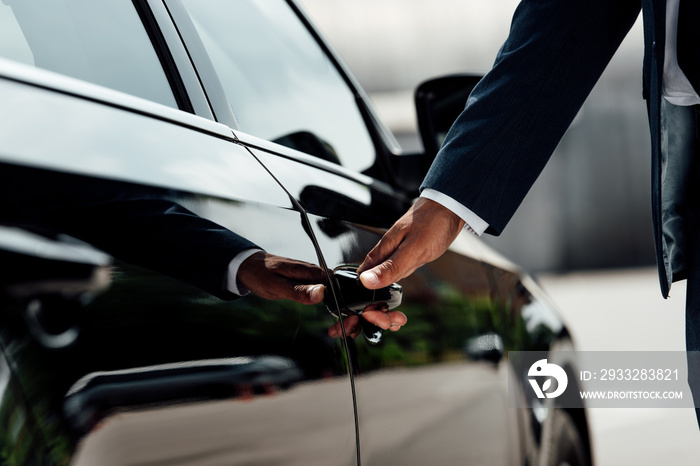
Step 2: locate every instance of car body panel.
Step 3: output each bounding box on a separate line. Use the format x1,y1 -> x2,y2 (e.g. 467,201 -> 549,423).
0,165 -> 360,466
0,67 -> 291,209
0,69 -> 359,465
0,1 -> 590,465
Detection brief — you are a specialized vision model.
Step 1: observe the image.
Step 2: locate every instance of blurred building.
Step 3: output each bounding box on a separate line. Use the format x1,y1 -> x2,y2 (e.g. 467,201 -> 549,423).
299,0 -> 654,273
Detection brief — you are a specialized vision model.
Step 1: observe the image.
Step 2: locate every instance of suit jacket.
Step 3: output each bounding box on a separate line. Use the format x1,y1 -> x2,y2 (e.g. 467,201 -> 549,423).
422,0 -> 689,297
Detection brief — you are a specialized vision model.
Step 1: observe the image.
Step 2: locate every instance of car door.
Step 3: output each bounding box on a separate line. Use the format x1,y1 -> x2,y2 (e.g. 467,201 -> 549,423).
0,1 -> 360,465
144,1 -> 591,464
159,1 -> 527,465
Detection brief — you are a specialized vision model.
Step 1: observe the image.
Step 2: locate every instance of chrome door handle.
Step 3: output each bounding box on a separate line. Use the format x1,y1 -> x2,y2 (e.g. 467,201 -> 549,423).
325,266 -> 402,343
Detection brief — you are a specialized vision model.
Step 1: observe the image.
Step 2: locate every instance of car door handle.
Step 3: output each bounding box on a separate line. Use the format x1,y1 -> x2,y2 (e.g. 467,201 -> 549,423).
325,266 -> 402,343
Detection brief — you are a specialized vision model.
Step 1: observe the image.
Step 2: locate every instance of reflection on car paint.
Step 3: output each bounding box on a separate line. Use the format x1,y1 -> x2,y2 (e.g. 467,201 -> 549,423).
0,0 -> 591,463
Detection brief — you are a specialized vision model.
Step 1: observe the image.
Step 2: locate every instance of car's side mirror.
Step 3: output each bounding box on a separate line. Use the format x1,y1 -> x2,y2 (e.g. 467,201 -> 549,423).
389,74 -> 482,196
273,131 -> 341,165
415,74 -> 482,161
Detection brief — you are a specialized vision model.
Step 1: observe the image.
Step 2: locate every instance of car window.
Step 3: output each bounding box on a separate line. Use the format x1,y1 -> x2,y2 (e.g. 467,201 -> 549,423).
0,0 -> 177,109
175,0 -> 376,172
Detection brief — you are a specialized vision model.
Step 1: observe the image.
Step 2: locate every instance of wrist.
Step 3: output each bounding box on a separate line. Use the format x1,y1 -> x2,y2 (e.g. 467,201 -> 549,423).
419,188 -> 488,236
229,249 -> 265,296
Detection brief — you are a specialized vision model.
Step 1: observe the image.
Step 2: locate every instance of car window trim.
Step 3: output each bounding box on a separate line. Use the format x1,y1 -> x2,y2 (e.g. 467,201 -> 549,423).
130,0 -> 193,113
144,0 -> 216,120
161,0 -> 240,129
286,1 -> 402,157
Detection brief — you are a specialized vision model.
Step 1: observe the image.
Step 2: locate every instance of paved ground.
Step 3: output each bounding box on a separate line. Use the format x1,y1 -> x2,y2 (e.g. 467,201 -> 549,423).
71,363 -> 512,466
537,268 -> 700,465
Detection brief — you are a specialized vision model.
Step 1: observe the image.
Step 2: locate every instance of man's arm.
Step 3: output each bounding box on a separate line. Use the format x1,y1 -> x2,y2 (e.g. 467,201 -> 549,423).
359,0 -> 641,289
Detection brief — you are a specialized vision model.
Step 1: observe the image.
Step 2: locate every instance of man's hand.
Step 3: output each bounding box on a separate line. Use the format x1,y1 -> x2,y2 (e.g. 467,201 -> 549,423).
327,304 -> 408,339
238,252 -> 327,304
357,198 -> 465,289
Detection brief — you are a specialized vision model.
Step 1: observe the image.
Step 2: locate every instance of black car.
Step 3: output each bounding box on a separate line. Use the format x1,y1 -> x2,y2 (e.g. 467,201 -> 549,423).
0,1 -> 591,465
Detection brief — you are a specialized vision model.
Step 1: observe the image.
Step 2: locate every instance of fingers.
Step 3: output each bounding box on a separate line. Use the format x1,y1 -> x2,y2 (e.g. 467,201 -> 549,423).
387,311 -> 408,331
362,309 -> 408,331
357,226 -> 410,290
359,232 -> 428,289
360,255 -> 409,290
359,198 -> 466,289
360,308 -> 391,329
290,283 -> 325,305
255,278 -> 325,304
328,315 -> 361,338
357,224 -> 406,277
357,205 -> 419,289
274,257 -> 328,283
238,252 -> 327,304
328,308 -> 408,338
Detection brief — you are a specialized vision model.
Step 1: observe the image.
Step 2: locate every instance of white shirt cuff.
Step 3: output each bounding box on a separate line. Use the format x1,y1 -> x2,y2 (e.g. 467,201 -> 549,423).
662,0 -> 700,106
226,248 -> 264,296
420,189 -> 489,236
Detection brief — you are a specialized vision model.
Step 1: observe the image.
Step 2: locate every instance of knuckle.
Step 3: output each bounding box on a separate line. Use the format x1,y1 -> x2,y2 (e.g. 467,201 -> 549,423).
380,259 -> 398,277
292,285 -> 310,303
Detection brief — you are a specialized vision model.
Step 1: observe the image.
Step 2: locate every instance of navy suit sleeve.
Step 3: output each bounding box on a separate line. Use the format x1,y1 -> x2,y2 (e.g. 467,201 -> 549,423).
421,0 -> 641,235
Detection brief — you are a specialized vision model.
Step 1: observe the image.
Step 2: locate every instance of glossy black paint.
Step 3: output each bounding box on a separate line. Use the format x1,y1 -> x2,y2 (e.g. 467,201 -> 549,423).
0,164 -> 358,465
0,1 -> 591,465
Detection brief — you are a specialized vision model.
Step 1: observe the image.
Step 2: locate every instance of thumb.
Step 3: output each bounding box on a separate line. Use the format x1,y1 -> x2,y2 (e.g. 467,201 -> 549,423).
291,284 -> 325,305
359,260 -> 399,290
